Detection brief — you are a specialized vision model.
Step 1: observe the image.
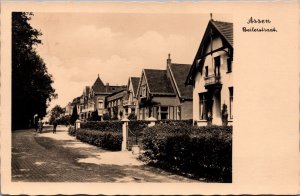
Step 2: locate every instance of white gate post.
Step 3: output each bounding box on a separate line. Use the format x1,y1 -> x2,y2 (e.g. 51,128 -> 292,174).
121,116 -> 130,151
75,119 -> 81,130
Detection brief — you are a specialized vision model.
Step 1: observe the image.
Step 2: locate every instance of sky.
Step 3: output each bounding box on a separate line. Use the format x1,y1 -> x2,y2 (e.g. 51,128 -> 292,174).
29,13 -> 231,111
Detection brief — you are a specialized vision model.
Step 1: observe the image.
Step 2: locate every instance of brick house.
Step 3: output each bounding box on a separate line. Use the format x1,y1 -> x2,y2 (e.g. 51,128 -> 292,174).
185,18 -> 233,125
136,55 -> 193,120
79,75 -> 126,120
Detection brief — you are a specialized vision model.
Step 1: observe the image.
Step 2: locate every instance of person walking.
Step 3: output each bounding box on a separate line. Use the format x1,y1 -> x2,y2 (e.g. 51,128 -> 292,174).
34,114 -> 39,132
38,118 -> 43,133
53,119 -> 58,134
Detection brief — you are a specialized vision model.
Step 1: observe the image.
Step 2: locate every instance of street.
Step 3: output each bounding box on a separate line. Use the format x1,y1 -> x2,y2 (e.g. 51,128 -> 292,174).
12,126 -> 197,182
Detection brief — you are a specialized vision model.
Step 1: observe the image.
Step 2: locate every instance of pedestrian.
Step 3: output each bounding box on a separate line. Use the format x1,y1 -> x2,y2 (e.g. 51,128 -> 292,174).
53,119 -> 58,134
34,114 -> 39,132
38,118 -> 43,133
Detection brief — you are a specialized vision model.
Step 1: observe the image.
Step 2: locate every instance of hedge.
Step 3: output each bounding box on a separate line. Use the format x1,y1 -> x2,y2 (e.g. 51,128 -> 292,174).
68,125 -> 76,136
156,119 -> 193,127
76,128 -> 122,151
140,124 -> 232,182
80,121 -> 122,132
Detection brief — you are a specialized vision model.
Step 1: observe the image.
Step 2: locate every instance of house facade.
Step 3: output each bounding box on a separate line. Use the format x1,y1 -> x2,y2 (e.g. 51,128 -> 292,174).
136,55 -> 193,120
64,102 -> 72,116
186,19 -> 233,126
106,89 -> 128,119
78,75 -> 126,121
123,77 -> 140,116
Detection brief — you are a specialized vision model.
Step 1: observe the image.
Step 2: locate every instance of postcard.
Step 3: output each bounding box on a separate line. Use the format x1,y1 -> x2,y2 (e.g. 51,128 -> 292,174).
1,1 -> 299,195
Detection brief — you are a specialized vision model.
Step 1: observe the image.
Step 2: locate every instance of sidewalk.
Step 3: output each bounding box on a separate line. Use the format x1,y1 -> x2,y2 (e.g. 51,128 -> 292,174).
12,126 -> 198,182
37,126 -> 143,167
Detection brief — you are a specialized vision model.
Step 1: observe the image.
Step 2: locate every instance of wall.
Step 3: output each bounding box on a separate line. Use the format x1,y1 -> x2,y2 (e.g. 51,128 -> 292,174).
180,100 -> 193,120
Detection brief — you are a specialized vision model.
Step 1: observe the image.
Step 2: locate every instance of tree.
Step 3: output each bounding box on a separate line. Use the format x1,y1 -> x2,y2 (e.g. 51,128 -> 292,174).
70,106 -> 79,125
49,105 -> 65,124
57,115 -> 71,126
88,110 -> 101,121
12,12 -> 56,130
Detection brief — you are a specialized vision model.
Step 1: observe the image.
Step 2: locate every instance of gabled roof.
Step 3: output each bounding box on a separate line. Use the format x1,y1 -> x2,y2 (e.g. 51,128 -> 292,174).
211,20 -> 233,46
130,77 -> 140,96
144,69 -> 175,96
91,75 -> 106,93
186,19 -> 233,85
169,63 -> 193,100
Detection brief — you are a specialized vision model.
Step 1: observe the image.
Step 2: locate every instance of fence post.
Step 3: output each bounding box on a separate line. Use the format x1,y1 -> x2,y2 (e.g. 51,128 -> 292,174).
146,116 -> 157,127
121,116 -> 130,151
75,119 -> 81,130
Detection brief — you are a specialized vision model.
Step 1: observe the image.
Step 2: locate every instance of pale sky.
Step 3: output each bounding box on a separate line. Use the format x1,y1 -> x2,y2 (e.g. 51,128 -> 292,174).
29,13 -> 232,111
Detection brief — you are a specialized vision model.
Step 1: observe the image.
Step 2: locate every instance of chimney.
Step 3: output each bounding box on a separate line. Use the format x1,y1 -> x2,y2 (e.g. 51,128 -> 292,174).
210,13 -> 213,21
106,83 -> 109,92
167,53 -> 171,66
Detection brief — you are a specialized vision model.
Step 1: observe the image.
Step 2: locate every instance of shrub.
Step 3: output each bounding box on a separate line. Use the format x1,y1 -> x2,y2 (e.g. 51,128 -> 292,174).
103,113 -> 111,121
68,125 -> 76,136
140,124 -> 232,182
80,121 -> 122,132
76,128 -> 122,151
88,111 -> 101,121
128,113 -> 137,120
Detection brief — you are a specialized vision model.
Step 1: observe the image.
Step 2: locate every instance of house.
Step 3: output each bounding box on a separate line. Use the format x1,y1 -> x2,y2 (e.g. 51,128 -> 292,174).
185,18 -> 233,126
136,55 -> 193,120
123,77 -> 140,116
106,89 -> 128,119
64,102 -> 72,116
78,75 -> 126,120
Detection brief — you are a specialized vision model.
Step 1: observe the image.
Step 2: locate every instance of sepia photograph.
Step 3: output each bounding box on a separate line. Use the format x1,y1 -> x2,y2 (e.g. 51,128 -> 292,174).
11,11 -> 233,183
1,1 -> 299,195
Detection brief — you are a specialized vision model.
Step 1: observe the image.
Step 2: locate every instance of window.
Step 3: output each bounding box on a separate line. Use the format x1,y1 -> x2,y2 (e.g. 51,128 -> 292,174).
160,106 -> 168,120
141,85 -> 147,97
214,56 -> 221,77
98,100 -> 104,109
205,66 -> 208,77
227,58 -> 232,73
229,87 -> 233,119
199,93 -> 207,120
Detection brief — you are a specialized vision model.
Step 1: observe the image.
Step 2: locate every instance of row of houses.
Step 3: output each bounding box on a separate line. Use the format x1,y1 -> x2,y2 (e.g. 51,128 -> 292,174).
65,18 -> 234,125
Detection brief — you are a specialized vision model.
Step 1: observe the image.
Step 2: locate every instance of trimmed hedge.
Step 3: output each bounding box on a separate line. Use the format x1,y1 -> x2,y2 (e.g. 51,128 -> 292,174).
80,121 -> 122,132
140,124 -> 232,182
156,119 -> 193,127
76,128 -> 122,151
68,125 -> 76,136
